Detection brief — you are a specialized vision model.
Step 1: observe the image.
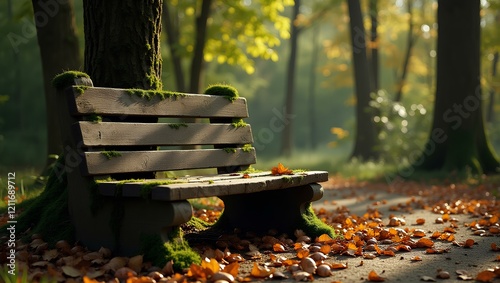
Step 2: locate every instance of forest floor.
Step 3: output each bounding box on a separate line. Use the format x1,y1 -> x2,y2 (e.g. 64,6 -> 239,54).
1,175 -> 500,282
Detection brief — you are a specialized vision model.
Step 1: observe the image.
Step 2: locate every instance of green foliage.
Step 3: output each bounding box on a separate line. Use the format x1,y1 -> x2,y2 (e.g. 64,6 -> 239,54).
52,71 -> 90,90
204,83 -> 239,101
141,233 -> 201,271
167,0 -> 292,74
369,89 -> 431,163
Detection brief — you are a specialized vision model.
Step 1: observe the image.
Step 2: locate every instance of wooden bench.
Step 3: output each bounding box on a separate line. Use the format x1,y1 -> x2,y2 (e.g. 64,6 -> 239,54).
54,73 -> 329,255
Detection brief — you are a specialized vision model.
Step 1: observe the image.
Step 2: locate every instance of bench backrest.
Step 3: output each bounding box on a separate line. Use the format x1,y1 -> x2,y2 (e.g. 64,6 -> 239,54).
59,80 -> 256,177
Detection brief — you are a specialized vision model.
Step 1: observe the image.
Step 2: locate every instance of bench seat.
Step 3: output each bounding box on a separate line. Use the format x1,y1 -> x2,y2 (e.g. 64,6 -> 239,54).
97,171 -> 328,200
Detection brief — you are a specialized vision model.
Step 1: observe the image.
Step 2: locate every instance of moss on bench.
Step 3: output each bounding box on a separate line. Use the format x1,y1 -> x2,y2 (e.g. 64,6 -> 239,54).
126,88 -> 185,100
52,71 -> 90,90
204,83 -> 239,102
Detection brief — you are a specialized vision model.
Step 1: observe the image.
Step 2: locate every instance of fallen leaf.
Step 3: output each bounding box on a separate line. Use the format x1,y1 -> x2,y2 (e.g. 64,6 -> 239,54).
476,270 -> 496,282
273,243 -> 286,252
104,257 -> 128,271
223,262 -> 240,277
271,163 -> 293,176
250,262 -> 274,278
61,266 -> 82,278
368,270 -> 385,282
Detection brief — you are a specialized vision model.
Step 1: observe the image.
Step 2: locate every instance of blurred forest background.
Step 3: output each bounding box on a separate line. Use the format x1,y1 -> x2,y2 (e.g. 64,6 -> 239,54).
0,0 -> 499,178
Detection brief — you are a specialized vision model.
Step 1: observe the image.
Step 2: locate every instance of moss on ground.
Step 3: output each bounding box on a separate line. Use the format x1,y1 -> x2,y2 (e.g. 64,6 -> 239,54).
52,71 -> 90,90
141,233 -> 201,271
0,157 -> 74,245
204,84 -> 239,102
298,204 -> 338,238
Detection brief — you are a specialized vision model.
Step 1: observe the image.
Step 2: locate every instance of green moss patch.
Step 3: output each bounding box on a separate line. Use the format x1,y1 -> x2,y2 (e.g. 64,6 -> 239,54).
87,114 -> 102,123
0,157 -> 74,245
204,84 -> 239,102
126,89 -> 185,100
52,71 -> 90,90
168,123 -> 188,129
242,144 -> 253,152
231,118 -> 248,128
101,150 -> 122,159
298,204 -> 338,238
141,233 -> 201,271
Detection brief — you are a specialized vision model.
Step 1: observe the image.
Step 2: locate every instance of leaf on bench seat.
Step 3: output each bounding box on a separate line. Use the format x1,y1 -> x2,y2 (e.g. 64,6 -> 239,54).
271,163 -> 293,176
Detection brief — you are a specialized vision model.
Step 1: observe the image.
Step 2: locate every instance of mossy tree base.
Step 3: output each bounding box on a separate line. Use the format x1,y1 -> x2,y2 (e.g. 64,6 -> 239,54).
213,183 -> 335,237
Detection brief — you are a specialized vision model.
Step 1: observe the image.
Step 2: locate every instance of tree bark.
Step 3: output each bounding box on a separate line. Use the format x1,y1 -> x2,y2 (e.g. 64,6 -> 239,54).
415,0 -> 499,174
32,0 -> 81,172
83,0 -> 162,90
347,0 -> 379,160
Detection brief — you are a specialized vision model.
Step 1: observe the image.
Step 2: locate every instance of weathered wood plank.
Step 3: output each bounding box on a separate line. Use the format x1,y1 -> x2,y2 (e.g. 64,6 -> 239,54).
76,122 -> 253,146
83,148 -> 256,175
97,171 -> 329,200
68,87 -> 249,118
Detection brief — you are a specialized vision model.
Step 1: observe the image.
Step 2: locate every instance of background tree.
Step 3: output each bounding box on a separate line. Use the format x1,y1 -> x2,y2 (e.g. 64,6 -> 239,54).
415,0 -> 499,174
32,0 -> 81,173
281,0 -> 301,157
347,0 -> 379,160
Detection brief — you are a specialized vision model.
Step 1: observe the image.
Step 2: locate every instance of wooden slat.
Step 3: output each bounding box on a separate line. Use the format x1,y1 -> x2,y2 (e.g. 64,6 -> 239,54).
82,148 -> 256,176
76,122 -> 253,147
97,171 -> 329,200
68,87 -> 249,118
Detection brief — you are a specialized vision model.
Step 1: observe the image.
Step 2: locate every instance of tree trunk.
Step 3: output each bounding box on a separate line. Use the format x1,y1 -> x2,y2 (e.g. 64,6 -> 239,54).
415,0 -> 499,174
83,0 -> 162,90
394,0 -> 416,103
487,51 -> 498,123
188,0 -> 212,93
163,2 -> 186,92
347,0 -> 379,160
308,24 -> 319,150
32,0 -> 81,173
281,0 -> 300,157
368,0 -> 379,93
83,0 -> 163,179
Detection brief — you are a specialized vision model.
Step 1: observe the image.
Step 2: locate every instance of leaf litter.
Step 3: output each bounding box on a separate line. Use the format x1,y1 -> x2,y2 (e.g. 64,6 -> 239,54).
1,172 -> 500,282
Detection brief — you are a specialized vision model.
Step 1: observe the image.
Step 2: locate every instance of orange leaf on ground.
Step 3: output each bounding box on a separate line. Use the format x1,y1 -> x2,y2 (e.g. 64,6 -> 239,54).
273,243 -> 286,252
416,238 -> 434,248
476,270 -> 496,282
271,163 -> 293,176
223,262 -> 240,277
250,262 -> 275,278
368,270 -> 385,282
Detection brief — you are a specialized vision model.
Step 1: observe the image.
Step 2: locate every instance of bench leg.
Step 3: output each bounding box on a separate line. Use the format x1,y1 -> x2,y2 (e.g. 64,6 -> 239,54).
215,183 -> 334,236
67,174 -> 193,255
